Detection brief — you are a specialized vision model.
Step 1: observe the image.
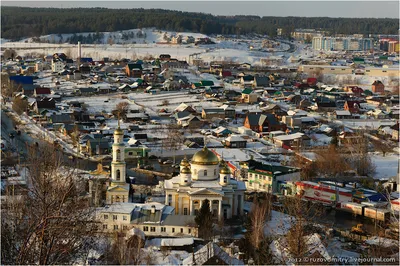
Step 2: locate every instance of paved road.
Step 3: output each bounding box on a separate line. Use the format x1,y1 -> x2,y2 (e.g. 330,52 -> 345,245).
1,110 -> 98,171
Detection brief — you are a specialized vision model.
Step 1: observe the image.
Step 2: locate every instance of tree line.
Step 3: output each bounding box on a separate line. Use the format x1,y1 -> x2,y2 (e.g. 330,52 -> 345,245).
1,6 -> 399,41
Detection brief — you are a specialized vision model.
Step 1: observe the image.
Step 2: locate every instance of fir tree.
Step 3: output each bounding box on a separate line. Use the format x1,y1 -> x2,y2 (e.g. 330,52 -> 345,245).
194,199 -> 213,240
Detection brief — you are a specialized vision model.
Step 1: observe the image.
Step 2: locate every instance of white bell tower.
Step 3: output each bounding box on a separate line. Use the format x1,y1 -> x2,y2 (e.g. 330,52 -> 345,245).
111,125 -> 126,183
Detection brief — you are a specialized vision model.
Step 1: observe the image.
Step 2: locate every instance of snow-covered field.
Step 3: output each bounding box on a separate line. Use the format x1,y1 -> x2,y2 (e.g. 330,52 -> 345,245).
371,154 -> 399,180
1,28 -> 293,65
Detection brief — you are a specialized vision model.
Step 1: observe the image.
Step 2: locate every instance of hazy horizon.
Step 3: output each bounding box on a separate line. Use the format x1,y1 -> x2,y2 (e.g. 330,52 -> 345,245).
1,1 -> 399,19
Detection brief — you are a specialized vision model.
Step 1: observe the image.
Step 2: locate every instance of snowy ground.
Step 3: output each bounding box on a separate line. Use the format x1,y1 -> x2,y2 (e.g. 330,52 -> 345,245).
2,28 -> 292,64
371,153 -> 399,180
264,210 -> 294,236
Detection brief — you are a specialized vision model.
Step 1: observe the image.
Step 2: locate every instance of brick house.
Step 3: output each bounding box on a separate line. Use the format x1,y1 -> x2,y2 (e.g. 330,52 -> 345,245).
371,80 -> 385,94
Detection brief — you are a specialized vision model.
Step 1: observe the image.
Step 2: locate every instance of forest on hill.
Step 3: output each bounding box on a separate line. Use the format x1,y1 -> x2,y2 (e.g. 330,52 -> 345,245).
1,6 -> 399,40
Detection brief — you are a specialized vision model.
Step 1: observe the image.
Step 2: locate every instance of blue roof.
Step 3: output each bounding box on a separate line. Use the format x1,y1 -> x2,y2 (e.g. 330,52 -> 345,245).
80,58 -> 93,63
9,76 -> 34,85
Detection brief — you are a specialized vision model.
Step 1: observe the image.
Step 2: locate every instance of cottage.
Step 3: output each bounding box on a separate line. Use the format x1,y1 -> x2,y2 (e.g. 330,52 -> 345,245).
344,100 -> 362,114
241,88 -> 258,104
371,80 -> 385,94
224,134 -> 247,148
334,110 -> 352,119
253,76 -> 269,88
202,108 -> 226,120
316,101 -> 336,112
244,113 -> 287,133
126,63 -> 143,78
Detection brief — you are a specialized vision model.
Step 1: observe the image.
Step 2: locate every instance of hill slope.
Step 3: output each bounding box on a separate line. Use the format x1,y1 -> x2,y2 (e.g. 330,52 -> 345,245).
1,7 -> 399,40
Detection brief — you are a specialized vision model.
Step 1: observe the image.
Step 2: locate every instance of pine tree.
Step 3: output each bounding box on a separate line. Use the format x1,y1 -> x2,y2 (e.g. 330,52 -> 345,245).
194,199 -> 213,240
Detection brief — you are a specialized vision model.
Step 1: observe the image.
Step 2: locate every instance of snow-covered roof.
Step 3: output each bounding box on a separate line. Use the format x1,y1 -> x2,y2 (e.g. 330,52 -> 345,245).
160,238 -> 194,247
225,134 -> 245,142
182,242 -> 244,265
274,132 -> 304,141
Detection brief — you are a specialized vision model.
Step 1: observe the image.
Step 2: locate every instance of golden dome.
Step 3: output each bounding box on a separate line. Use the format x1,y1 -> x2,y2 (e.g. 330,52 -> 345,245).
180,156 -> 190,166
220,164 -> 231,174
191,147 -> 219,165
181,166 -> 191,174
114,127 -> 124,135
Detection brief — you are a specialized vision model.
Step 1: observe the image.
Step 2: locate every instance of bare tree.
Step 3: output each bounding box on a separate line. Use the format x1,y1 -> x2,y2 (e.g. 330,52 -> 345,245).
314,145 -> 351,178
115,102 -> 130,118
12,96 -> 29,115
1,145 -> 99,265
103,232 -> 145,264
371,139 -> 393,157
283,195 -> 324,261
249,194 -> 272,250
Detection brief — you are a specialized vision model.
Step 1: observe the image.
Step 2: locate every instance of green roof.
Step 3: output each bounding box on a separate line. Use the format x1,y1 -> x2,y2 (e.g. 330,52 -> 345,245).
193,82 -> 202,88
201,80 -> 214,86
242,88 -> 253,95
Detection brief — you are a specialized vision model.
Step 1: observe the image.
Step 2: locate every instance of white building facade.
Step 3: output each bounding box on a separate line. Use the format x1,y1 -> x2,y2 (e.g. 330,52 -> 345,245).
164,147 -> 246,220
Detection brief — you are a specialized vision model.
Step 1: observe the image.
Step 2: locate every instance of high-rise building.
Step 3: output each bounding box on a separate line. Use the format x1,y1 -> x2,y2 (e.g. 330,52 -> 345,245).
312,36 -> 373,51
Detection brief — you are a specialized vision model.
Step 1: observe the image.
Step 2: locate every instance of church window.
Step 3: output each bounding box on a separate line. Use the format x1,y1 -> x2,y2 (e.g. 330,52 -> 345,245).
161,227 -> 166,232
150,227 -> 156,232
168,195 -> 172,205
103,215 -> 108,220
103,224 -> 108,230
172,228 -> 175,233
224,176 -> 227,183
115,196 -> 120,202
184,208 -> 188,215
123,216 -> 127,221
116,149 -> 121,161
116,170 -> 121,181
214,169 -> 216,176
194,169 -> 197,175
188,229 -> 191,234
114,225 -> 118,230
113,215 -> 117,220
180,228 -> 183,233
204,170 -> 207,176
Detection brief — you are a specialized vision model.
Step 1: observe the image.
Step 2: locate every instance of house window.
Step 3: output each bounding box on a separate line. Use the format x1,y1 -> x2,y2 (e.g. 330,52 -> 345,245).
123,225 -> 128,230
113,215 -> 117,220
103,224 -> 108,230
128,152 -> 133,156
172,228 -> 175,233
150,227 -> 156,232
161,227 -> 166,232
116,170 -> 121,181
188,229 -> 191,234
123,216 -> 127,221
184,208 -> 188,215
204,170 -> 207,176
180,228 -> 184,233
103,215 -> 109,220
114,225 -> 118,230
143,226 -> 149,231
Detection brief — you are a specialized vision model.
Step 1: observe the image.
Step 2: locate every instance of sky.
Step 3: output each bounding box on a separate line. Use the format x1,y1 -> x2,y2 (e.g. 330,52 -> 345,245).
1,1 -> 399,19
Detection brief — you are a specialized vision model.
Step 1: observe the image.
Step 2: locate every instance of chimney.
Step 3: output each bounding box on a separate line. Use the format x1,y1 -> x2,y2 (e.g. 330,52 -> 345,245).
151,205 -> 156,214
78,41 -> 81,64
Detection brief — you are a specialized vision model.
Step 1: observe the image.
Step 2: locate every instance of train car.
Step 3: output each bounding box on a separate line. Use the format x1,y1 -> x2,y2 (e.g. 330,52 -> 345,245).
340,202 -> 364,216
363,207 -> 391,222
295,181 -> 353,205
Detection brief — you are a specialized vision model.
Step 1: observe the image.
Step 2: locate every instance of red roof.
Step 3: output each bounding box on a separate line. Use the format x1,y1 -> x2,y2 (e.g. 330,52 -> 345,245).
35,88 -> 51,94
307,77 -> 317,85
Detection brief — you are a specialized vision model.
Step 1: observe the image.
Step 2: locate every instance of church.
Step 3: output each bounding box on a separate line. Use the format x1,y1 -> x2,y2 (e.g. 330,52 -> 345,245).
106,126 -> 130,204
164,147 -> 246,220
